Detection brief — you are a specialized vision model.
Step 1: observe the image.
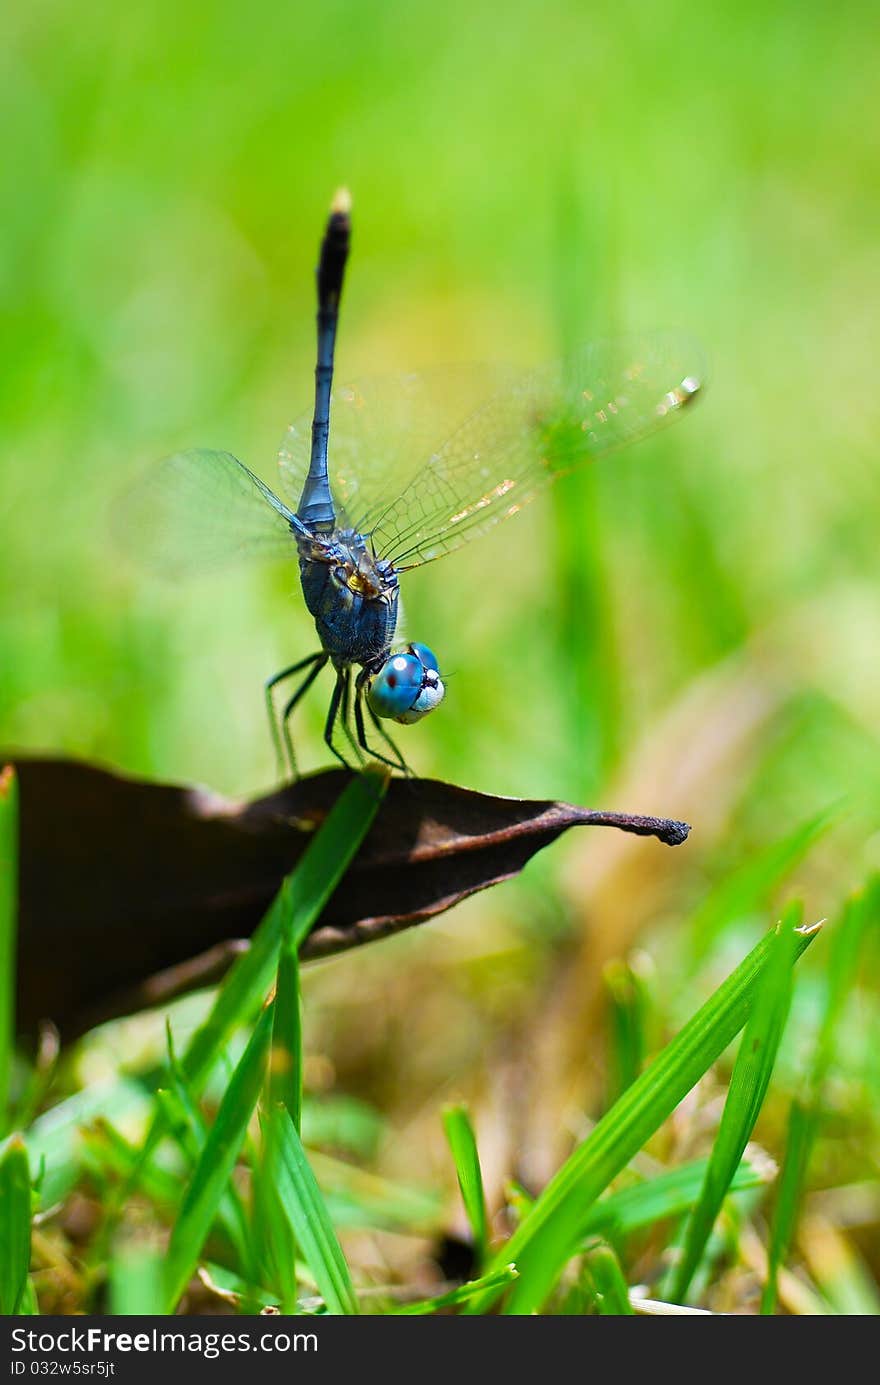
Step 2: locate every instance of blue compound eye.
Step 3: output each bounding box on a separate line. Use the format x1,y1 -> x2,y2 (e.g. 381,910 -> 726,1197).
367,654 -> 425,720
407,642 -> 439,673
367,648 -> 446,724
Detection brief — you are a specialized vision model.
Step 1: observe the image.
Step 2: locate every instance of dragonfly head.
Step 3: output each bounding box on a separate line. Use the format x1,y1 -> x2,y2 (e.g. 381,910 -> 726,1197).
367,643 -> 445,725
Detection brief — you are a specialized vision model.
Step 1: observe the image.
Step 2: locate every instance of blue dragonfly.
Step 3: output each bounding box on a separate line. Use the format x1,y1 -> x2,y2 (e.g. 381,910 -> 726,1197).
126,194 -> 702,776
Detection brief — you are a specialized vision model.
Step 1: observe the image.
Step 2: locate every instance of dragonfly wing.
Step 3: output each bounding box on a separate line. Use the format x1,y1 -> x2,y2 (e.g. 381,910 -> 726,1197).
276,412 -> 316,519
276,366 -> 515,530
117,449 -> 298,575
368,333 -> 704,569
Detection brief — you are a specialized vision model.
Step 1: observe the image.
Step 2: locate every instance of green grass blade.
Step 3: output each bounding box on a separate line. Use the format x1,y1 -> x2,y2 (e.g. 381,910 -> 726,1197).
26,1079 -> 153,1208
162,1004 -> 273,1312
583,1242 -> 634,1314
255,916 -> 305,1314
179,882 -> 292,1094
467,919 -> 819,1315
762,883 -> 875,1312
265,1103 -> 358,1315
109,1243 -> 164,1315
126,769 -> 387,1205
250,1142 -> 300,1315
582,1149 -> 773,1240
603,957 -> 651,1105
269,910 -> 303,1132
200,1261 -> 280,1312
0,1134 -> 31,1314
0,767 -> 19,1133
395,1264 -> 518,1314
760,1098 -> 817,1314
162,1029 -> 255,1278
16,1280 -> 39,1316
80,1119 -> 182,1209
182,767 -> 387,1093
442,1105 -> 488,1264
669,904 -> 803,1303
812,883 -> 875,1096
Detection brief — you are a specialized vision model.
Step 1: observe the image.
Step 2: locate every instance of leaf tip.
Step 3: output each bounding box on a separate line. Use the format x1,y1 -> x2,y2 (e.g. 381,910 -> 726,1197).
661,819 -> 691,847
796,917 -> 825,938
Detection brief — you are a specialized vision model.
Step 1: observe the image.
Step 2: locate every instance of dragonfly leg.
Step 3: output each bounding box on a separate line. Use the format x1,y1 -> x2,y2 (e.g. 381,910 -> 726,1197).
338,665 -> 367,767
323,667 -> 359,772
279,654 -> 329,780
368,701 -> 413,777
265,652 -> 325,780
353,671 -> 411,775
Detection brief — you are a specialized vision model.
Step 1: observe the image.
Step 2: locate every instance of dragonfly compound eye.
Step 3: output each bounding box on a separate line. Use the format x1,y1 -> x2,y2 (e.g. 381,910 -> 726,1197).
367,650 -> 446,724
406,641 -> 440,673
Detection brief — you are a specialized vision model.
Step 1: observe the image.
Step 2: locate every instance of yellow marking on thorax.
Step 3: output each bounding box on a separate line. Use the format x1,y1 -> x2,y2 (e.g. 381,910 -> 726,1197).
346,569 -> 379,597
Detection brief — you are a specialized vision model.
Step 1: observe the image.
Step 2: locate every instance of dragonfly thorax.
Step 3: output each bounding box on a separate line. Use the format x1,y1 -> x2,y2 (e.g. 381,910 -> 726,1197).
296,526 -> 400,667
294,524 -> 446,725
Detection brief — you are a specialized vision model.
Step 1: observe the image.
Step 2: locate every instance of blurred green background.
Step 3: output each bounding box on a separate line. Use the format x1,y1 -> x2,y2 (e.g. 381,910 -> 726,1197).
4,0 -> 877,809
3,0 -> 880,1309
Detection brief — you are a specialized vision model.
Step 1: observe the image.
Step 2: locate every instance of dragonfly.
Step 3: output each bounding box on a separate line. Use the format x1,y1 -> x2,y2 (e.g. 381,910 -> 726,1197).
124,192 -> 703,776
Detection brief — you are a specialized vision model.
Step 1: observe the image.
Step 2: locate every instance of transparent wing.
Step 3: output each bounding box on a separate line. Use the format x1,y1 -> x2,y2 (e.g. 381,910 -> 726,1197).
116,448 -> 298,576
369,333 -> 704,569
276,365 -> 518,532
